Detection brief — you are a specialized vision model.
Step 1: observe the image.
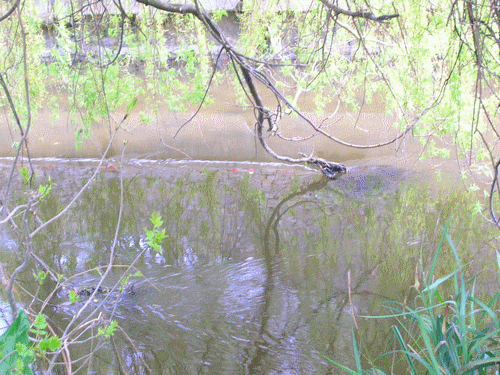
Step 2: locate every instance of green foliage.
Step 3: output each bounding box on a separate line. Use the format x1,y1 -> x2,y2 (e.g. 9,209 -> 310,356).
33,270 -> 48,286
0,310 -> 33,375
69,290 -> 80,304
145,212 -> 167,254
119,271 -> 143,293
97,320 -> 118,340
0,311 -> 61,375
34,336 -> 61,354
38,177 -> 52,201
29,314 -> 48,337
19,166 -> 31,185
211,9 -> 228,22
30,314 -> 62,355
0,0 -> 497,169
18,166 -> 52,202
471,198 -> 484,216
126,97 -> 138,118
326,225 -> 500,374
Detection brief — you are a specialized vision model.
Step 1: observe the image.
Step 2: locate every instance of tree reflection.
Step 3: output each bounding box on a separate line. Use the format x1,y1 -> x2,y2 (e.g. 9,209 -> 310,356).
1,162 -> 498,373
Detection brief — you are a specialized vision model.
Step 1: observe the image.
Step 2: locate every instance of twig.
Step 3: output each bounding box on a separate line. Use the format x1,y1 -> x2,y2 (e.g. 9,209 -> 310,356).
173,47 -> 224,138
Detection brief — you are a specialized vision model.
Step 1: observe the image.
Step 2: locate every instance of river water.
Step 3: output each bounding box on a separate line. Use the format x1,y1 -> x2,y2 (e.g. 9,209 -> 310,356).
0,83 -> 498,373
0,152 -> 498,374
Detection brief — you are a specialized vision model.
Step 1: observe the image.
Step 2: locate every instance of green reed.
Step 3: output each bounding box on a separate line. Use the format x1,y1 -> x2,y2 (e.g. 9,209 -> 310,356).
326,222 -> 500,374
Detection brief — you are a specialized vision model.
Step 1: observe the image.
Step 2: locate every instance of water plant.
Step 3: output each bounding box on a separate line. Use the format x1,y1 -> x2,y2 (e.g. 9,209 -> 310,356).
326,223 -> 500,374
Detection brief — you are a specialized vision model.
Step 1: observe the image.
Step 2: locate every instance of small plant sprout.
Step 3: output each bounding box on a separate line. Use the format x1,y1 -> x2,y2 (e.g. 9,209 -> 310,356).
38,177 -> 52,200
145,212 -> 167,254
19,165 -> 30,185
30,315 -> 61,357
97,321 -> 118,340
33,271 -> 49,286
69,290 -> 80,304
119,271 -> 143,293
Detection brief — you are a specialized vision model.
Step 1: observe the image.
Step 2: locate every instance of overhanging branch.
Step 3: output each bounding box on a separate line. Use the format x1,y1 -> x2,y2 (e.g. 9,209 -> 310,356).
134,0 -> 403,178
135,0 -> 195,14
319,0 -> 399,22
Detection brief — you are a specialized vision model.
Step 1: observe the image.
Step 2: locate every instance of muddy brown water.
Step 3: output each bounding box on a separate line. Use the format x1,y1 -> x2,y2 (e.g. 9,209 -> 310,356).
0,86 -> 419,164
0,154 -> 498,374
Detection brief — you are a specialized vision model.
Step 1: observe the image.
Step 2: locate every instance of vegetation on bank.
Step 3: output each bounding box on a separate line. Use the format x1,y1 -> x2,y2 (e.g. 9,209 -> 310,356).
327,223 -> 500,374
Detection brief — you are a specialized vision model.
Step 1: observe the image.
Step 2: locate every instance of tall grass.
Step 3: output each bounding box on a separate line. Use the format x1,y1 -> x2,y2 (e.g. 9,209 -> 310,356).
326,224 -> 500,374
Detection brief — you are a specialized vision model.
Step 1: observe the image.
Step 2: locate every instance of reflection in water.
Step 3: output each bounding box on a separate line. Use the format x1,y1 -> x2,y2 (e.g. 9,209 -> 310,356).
0,159 -> 498,374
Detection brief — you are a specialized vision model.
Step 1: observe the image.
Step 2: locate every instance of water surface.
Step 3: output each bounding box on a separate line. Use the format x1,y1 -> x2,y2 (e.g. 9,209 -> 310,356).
0,157 -> 497,374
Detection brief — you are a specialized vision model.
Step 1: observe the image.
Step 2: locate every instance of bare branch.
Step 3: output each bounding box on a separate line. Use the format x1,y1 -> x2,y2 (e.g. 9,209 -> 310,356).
0,0 -> 20,22
319,0 -> 399,22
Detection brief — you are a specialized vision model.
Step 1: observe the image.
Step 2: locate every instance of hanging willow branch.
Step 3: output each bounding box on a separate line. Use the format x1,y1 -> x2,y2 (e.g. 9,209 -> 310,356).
135,0 -> 402,178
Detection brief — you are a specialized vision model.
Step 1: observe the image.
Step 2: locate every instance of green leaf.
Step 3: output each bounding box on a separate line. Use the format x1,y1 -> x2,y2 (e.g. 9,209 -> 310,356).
35,336 -> 61,352
97,320 -> 118,340
393,326 -> 418,374
69,290 -> 80,304
321,355 -> 359,374
33,314 -> 47,331
422,270 -> 459,293
150,212 -> 164,228
0,310 -> 34,375
126,97 -> 138,115
416,314 -> 442,373
38,181 -> 52,200
19,166 -> 30,185
352,328 -> 362,373
33,271 -> 48,286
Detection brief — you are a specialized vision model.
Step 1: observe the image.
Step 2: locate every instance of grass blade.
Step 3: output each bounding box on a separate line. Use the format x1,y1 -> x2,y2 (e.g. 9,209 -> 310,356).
321,355 -> 359,375
393,326 -> 418,374
352,328 -> 362,373
427,218 -> 451,288
417,314 -> 443,374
